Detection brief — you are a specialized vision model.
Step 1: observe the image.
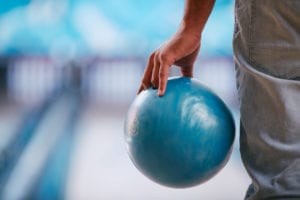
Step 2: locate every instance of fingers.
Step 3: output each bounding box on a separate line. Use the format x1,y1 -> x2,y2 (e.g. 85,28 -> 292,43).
151,56 -> 160,88
158,63 -> 169,96
137,54 -> 155,94
138,53 -> 170,96
138,50 -> 196,96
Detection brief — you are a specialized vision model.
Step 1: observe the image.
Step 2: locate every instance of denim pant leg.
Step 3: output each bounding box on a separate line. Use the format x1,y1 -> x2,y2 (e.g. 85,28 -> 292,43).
234,0 -> 300,199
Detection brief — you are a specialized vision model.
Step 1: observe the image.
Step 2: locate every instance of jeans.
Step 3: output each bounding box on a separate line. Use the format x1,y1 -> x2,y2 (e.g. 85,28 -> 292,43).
233,0 -> 300,199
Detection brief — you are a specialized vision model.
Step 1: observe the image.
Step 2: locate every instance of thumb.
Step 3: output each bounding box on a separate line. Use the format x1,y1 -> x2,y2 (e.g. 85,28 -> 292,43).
181,65 -> 194,77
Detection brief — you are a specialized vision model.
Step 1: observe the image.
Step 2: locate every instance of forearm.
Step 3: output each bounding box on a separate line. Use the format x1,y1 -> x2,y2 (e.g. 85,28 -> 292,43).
181,0 -> 215,35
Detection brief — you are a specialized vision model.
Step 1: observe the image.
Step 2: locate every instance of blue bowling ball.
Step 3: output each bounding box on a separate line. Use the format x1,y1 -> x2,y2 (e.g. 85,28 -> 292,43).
124,77 -> 235,188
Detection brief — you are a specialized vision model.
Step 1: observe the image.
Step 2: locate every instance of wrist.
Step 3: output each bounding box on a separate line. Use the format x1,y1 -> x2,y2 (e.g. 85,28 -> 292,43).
180,19 -> 203,37
178,20 -> 202,41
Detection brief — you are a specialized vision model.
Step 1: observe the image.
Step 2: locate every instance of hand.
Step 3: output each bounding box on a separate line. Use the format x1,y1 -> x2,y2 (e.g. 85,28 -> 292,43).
138,27 -> 201,96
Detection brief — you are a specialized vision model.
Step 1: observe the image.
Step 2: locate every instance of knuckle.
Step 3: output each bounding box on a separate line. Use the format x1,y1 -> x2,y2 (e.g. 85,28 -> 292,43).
159,53 -> 169,62
159,53 -> 173,65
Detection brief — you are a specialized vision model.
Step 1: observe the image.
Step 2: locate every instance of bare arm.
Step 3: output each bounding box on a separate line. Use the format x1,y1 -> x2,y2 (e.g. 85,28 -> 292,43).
138,0 -> 215,96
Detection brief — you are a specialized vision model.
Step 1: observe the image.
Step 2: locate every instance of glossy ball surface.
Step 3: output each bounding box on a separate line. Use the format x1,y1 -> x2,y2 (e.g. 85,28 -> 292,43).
124,77 -> 235,188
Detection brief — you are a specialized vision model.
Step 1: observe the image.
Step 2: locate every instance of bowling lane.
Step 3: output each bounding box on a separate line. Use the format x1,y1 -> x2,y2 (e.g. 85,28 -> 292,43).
66,103 -> 250,200
0,92 -> 80,200
0,99 -> 25,155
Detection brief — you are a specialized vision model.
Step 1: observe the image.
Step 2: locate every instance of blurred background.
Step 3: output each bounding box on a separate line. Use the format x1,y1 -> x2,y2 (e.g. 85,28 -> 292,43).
0,0 -> 251,199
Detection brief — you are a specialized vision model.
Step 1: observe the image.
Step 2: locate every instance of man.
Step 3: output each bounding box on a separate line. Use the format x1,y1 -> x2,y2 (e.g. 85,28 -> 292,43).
138,0 -> 300,199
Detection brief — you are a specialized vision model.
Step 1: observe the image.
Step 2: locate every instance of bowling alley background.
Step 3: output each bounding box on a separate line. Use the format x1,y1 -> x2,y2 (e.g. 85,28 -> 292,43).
0,0 -> 250,200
